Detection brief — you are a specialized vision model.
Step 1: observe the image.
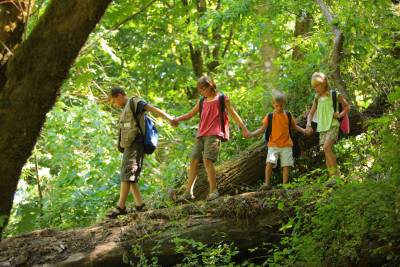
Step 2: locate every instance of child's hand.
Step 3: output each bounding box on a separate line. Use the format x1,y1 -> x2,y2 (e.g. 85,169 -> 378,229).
305,126 -> 313,136
171,117 -> 179,127
242,128 -> 251,139
333,112 -> 341,119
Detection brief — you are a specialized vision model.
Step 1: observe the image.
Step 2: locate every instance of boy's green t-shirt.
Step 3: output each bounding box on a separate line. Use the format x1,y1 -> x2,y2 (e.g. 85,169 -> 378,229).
316,91 -> 340,132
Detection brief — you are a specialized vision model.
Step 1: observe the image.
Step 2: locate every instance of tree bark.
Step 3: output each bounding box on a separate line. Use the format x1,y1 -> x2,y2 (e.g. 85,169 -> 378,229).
292,11 -> 312,60
0,0 -> 111,239
0,0 -> 32,88
0,190 -> 295,266
315,0 -> 349,99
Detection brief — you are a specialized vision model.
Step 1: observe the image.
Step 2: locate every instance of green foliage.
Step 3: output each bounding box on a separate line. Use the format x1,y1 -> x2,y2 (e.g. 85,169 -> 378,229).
128,238 -> 240,267
269,180 -> 400,266
369,87 -> 400,184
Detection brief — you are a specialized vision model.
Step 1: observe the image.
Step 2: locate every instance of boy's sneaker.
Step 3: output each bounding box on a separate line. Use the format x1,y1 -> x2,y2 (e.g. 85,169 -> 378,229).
106,206 -> 127,219
325,179 -> 337,188
207,190 -> 220,201
178,192 -> 194,202
135,203 -> 147,212
259,184 -> 272,191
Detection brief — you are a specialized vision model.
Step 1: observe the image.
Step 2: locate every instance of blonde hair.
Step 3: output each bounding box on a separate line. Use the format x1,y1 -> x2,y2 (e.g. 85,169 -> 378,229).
272,90 -> 286,104
311,72 -> 328,87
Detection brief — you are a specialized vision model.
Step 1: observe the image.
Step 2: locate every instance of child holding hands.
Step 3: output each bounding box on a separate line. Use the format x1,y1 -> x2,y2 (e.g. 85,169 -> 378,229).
173,75 -> 250,200
249,90 -> 305,190
305,72 -> 349,177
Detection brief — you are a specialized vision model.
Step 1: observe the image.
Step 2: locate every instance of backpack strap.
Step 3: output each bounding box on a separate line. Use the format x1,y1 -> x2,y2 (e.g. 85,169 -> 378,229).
331,90 -> 338,113
264,112 -> 273,144
219,93 -> 225,135
199,96 -> 205,118
129,98 -> 144,136
286,111 -> 292,131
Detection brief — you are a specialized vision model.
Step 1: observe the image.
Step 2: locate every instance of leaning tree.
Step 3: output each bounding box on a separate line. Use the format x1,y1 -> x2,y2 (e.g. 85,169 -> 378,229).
0,0 -> 112,239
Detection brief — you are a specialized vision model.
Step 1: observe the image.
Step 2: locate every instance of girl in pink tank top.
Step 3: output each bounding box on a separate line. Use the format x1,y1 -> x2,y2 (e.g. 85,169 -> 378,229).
173,75 -> 250,201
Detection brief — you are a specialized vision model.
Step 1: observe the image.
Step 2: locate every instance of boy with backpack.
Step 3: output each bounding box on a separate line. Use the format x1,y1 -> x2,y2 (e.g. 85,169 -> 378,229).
249,90 -> 305,190
107,87 -> 175,218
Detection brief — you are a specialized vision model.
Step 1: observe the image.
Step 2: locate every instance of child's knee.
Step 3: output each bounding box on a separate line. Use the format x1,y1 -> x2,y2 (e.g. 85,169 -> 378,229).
203,157 -> 214,166
323,143 -> 332,153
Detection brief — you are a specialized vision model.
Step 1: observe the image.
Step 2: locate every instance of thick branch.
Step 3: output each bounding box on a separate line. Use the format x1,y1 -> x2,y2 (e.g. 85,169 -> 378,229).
315,0 -> 348,99
0,0 -> 111,238
292,11 -> 312,60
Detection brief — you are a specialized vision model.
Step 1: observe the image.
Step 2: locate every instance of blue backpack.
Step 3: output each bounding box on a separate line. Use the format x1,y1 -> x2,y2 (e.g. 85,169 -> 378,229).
130,98 -> 158,154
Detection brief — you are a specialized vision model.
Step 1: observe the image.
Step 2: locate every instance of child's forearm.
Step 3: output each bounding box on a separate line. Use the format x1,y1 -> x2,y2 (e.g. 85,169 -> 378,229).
175,113 -> 192,122
295,125 -> 306,135
146,105 -> 173,121
250,125 -> 267,137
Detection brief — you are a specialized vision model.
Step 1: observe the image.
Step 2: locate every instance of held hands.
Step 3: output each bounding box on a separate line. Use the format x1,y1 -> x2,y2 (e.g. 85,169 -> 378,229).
333,112 -> 341,119
170,117 -> 179,127
242,128 -> 251,139
305,126 -> 313,137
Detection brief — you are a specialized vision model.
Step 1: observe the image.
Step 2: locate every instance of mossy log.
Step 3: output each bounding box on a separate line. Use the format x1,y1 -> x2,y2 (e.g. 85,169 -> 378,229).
0,190 -> 298,267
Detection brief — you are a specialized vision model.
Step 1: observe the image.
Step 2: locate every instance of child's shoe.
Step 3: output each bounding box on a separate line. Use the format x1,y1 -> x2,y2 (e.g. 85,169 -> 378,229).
178,192 -> 194,202
325,179 -> 337,188
106,206 -> 127,219
135,203 -> 147,212
259,183 -> 272,191
206,190 -> 220,201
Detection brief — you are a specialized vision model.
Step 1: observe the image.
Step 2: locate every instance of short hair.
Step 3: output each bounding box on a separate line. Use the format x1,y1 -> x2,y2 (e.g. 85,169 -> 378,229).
197,75 -> 217,92
311,72 -> 327,86
110,87 -> 126,97
272,90 -> 286,104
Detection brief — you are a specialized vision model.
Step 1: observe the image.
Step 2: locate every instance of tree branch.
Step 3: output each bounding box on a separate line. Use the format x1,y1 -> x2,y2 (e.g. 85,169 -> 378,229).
315,0 -> 349,99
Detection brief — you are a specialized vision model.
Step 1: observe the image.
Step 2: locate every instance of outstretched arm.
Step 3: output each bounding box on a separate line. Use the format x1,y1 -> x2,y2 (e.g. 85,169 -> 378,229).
334,94 -> 350,119
174,101 -> 200,123
291,117 -> 306,135
225,97 -> 250,138
305,100 -> 317,136
250,124 -> 268,138
144,104 -> 174,123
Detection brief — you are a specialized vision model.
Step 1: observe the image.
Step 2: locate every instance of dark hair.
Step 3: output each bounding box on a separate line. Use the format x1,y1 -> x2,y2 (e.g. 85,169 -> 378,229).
197,75 -> 217,93
110,87 -> 126,97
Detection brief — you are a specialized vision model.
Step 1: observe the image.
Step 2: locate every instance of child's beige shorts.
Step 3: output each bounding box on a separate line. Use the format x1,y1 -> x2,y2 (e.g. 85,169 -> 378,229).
319,126 -> 339,146
191,136 -> 221,162
266,147 -> 294,168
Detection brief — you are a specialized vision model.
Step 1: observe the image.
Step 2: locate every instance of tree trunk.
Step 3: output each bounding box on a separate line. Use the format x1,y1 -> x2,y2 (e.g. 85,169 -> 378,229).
0,190 -> 296,266
0,0 -> 111,239
292,11 -> 312,60
0,0 -> 32,88
315,0 -> 349,99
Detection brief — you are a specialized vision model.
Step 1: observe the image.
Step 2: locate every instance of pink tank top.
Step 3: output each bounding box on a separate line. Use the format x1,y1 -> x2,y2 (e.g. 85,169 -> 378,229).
197,94 -> 230,140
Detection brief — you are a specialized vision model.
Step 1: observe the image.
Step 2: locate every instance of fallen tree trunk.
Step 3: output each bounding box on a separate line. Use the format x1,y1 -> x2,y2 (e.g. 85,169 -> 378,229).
192,94 -> 387,199
0,190 -> 298,267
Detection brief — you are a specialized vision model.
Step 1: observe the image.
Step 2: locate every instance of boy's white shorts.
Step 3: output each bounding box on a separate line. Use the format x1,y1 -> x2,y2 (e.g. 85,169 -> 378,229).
266,147 -> 294,168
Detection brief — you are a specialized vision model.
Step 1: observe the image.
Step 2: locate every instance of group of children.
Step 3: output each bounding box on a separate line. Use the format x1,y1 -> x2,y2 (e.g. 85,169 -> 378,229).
107,72 -> 349,218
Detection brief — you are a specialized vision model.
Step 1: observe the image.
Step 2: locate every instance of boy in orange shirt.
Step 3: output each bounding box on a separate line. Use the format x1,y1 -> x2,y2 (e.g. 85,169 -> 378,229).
249,91 -> 305,190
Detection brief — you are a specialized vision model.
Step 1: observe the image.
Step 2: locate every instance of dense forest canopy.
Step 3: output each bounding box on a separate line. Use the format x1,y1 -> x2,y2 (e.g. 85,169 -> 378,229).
0,0 -> 399,266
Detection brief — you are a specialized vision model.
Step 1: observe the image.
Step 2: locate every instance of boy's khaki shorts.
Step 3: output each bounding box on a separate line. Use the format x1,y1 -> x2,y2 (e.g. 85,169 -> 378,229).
191,136 -> 221,162
121,141 -> 144,183
266,147 -> 294,168
319,126 -> 339,146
